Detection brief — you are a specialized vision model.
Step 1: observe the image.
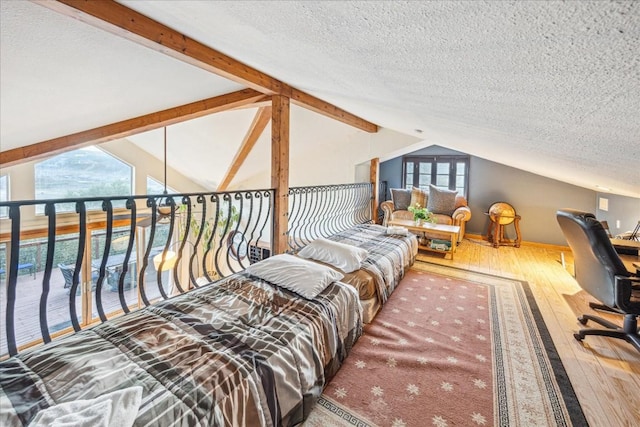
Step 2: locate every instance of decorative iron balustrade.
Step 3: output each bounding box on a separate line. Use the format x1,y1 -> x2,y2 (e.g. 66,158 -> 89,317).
0,190 -> 274,356
287,183 -> 373,251
0,183 -> 374,356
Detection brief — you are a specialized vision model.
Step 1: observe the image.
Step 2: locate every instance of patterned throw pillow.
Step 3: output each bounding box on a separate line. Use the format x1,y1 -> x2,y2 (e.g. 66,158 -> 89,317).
427,184 -> 458,216
410,187 -> 429,209
391,188 -> 411,211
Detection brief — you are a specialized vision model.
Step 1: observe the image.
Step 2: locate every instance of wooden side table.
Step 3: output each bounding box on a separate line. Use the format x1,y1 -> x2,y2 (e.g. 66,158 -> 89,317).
388,219 -> 460,260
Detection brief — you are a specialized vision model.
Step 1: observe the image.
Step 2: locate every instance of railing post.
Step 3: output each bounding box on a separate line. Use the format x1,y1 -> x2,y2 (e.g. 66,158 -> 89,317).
370,158 -> 380,224
271,95 -> 290,254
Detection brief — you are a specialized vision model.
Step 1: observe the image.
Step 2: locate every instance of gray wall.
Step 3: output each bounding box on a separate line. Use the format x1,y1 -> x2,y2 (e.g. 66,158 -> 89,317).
595,192 -> 640,237
380,145 -> 640,246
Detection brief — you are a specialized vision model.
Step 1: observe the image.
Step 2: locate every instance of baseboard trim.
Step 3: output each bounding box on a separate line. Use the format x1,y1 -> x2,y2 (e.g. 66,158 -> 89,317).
464,233 -> 570,251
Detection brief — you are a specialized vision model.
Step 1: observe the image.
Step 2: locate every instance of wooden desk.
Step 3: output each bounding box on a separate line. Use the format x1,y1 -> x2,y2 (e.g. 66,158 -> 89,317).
619,254 -> 640,275
389,219 -> 460,260
610,238 -> 640,256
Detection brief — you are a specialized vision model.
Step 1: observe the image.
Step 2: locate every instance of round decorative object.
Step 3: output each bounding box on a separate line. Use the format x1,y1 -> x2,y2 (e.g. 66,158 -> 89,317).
227,231 -> 248,261
488,202 -> 517,225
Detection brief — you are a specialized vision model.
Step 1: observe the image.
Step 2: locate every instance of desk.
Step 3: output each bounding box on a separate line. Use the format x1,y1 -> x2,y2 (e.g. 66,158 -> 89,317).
610,238 -> 640,256
619,254 -> 640,275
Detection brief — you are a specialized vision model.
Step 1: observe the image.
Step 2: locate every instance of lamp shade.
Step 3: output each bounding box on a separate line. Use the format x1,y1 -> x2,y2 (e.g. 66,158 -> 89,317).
153,250 -> 177,271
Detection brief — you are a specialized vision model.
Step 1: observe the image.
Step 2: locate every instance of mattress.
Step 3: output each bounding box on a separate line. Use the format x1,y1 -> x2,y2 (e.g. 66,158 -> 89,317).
326,223 -> 418,304
0,270 -> 362,426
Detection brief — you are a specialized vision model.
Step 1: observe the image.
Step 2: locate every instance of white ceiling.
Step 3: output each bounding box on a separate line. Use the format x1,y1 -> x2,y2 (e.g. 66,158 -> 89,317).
1,1 -> 639,198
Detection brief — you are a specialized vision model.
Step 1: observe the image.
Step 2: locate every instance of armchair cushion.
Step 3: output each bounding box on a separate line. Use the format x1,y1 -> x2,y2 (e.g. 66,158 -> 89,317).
427,185 -> 458,216
390,188 -> 411,211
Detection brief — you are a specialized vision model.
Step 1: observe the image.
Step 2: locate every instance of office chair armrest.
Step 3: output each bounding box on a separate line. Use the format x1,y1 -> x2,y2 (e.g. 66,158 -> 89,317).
614,275 -> 640,313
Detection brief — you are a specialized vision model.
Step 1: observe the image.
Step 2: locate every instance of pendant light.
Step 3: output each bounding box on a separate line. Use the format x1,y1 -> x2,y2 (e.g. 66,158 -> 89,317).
157,127 -> 173,221
153,126 -> 177,271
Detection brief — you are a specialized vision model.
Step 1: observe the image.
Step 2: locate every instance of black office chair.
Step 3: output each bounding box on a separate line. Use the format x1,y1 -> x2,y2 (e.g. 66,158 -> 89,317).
557,209 -> 640,352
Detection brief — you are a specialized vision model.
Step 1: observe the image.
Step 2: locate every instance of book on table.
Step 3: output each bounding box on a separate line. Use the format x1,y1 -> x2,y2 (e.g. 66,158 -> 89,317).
430,239 -> 452,251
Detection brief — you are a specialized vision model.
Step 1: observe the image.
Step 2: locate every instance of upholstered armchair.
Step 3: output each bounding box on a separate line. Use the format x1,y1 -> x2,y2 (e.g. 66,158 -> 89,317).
381,186 -> 472,243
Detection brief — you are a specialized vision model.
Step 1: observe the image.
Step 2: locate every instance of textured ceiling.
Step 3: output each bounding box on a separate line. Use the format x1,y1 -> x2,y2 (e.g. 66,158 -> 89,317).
1,1 -> 639,197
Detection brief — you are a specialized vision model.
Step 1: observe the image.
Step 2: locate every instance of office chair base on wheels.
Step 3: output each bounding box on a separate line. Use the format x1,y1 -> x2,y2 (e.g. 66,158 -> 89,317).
574,313 -> 640,352
588,301 -> 622,315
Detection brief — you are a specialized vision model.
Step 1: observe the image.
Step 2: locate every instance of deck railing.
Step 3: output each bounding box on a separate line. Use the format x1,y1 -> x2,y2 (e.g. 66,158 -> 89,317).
0,183 -> 373,356
0,189 -> 274,356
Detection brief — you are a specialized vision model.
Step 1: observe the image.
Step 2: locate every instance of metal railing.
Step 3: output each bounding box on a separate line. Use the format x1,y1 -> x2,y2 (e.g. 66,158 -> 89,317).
0,189 -> 274,356
0,182 -> 374,356
287,183 -> 373,250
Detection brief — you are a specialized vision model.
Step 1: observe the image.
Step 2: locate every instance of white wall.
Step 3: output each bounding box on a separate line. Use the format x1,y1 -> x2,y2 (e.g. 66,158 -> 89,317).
235,127 -> 420,190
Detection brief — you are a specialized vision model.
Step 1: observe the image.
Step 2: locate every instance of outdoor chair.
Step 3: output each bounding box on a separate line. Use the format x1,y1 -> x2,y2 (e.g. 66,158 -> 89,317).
557,209 -> 640,352
58,263 -> 98,295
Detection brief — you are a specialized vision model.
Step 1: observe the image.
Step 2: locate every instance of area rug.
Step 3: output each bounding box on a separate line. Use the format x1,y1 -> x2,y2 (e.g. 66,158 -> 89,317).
304,262 -> 587,427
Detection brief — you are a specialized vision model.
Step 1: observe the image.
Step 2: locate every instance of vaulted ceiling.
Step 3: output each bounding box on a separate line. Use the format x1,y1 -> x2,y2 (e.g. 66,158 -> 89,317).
1,1 -> 639,197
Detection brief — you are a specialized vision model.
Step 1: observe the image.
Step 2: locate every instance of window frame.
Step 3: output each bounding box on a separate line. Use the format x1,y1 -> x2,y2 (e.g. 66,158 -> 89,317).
0,174 -> 8,218
33,146 -> 133,214
402,155 -> 470,199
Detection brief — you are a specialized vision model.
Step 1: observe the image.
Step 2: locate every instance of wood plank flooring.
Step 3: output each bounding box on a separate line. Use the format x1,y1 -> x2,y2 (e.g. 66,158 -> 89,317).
419,237 -> 639,427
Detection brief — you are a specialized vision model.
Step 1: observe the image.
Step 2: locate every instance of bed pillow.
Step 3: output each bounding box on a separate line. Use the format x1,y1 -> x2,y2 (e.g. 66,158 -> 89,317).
390,188 -> 411,211
243,253 -> 344,299
298,238 -> 369,273
427,184 -> 458,216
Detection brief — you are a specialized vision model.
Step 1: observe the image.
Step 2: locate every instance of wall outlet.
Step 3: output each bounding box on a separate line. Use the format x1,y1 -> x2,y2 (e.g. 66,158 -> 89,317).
616,220 -> 621,229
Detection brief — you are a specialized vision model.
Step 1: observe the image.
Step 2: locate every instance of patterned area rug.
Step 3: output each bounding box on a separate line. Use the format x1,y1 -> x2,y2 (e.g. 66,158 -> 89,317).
304,262 -> 587,427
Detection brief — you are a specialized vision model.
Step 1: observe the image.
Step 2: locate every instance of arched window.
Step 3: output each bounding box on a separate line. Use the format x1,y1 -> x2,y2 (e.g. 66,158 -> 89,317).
34,147 -> 132,214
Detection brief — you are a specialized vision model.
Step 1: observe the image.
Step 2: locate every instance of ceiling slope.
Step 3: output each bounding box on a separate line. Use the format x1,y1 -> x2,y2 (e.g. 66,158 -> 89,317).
120,0 -> 640,197
1,1 -> 639,197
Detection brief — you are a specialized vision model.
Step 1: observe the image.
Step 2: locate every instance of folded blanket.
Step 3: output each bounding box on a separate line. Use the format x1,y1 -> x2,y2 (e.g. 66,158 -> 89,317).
30,386 -> 142,427
386,226 -> 408,236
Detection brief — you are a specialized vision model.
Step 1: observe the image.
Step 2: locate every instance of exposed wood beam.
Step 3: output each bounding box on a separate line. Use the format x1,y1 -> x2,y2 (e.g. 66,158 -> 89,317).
290,89 -> 378,133
0,89 -> 266,167
217,106 -> 272,191
35,0 -> 284,94
36,0 -> 378,133
230,97 -> 273,111
271,96 -> 290,255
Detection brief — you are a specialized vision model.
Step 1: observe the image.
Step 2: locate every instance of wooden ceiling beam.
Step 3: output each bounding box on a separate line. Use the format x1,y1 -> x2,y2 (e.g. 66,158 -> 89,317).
0,89 -> 266,167
290,89 -> 378,133
217,106 -> 272,191
36,0 -> 378,133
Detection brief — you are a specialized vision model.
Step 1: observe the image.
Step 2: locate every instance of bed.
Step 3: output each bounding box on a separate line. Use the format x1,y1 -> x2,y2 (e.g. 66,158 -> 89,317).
0,256 -> 362,427
298,223 -> 418,322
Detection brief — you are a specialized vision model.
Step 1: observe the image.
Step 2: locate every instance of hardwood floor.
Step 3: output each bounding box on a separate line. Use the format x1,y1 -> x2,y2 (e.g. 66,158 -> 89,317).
419,237 -> 639,427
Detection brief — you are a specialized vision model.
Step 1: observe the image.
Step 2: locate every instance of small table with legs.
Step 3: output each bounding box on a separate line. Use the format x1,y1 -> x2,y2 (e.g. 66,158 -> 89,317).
388,219 -> 460,260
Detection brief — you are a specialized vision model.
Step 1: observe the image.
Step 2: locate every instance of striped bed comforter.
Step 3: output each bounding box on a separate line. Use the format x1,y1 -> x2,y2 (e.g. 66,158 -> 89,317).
327,224 -> 418,304
0,271 -> 362,426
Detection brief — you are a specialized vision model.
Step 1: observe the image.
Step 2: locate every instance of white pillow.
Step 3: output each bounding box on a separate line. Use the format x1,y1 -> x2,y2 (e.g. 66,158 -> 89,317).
243,254 -> 344,299
297,238 -> 369,273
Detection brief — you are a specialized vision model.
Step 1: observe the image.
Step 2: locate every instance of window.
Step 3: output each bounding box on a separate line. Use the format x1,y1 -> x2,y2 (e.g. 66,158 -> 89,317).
146,177 -> 176,195
402,155 -> 469,198
0,175 -> 8,218
34,147 -> 132,214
